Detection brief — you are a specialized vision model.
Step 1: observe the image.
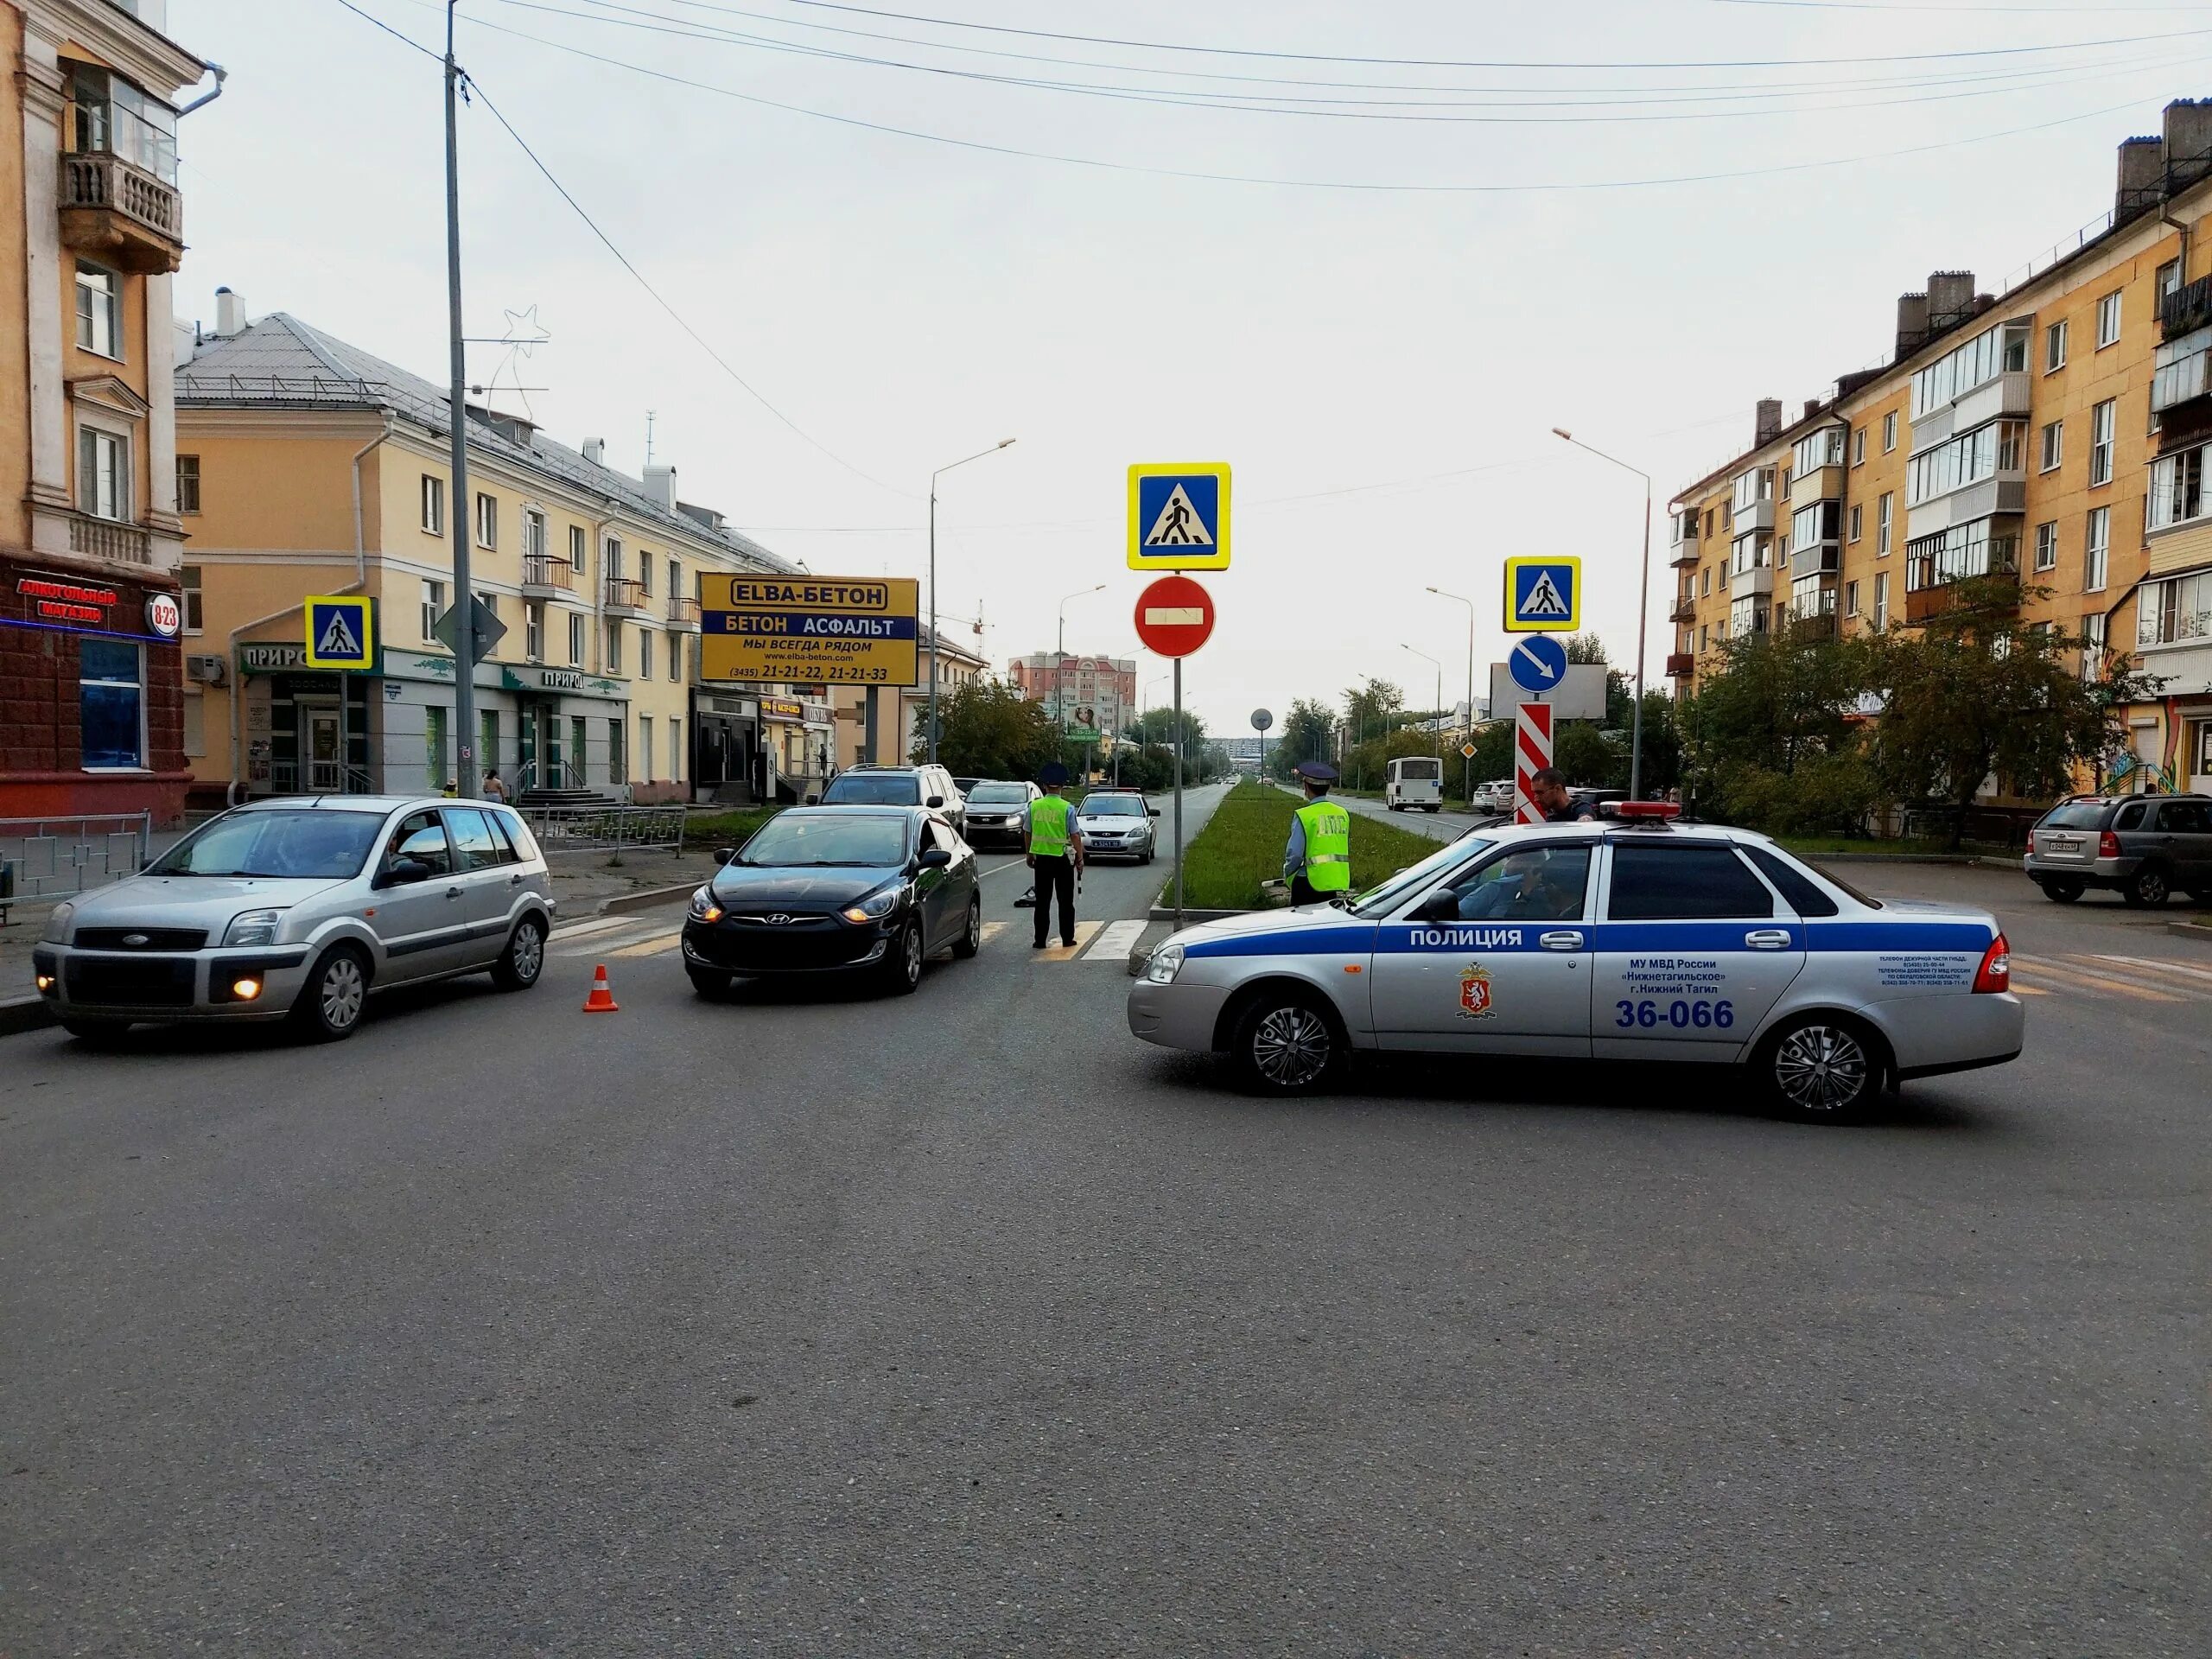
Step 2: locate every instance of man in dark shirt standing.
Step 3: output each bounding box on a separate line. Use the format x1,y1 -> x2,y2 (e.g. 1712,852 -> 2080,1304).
1529,766 -> 1596,823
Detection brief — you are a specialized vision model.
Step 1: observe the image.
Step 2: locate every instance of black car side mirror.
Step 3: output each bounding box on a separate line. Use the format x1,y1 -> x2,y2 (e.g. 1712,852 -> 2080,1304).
1148,806 -> 1160,817
918,847 -> 952,868
714,846 -> 736,864
387,857 -> 433,886
804,792 -> 820,805
1411,889 -> 1459,923
926,794 -> 945,809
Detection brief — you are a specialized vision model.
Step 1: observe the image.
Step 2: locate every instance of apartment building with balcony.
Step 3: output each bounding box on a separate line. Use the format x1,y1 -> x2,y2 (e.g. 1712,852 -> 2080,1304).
174,298 -> 809,806
0,0 -> 206,822
1668,99 -> 2212,795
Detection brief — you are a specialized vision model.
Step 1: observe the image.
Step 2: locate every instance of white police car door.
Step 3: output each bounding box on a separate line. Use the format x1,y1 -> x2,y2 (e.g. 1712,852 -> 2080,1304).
1591,838 -> 1805,1059
1368,840 -> 1598,1056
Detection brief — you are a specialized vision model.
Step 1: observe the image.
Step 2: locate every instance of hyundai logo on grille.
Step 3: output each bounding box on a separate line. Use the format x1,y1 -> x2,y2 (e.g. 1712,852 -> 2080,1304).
766,913 -> 792,925
122,933 -> 149,947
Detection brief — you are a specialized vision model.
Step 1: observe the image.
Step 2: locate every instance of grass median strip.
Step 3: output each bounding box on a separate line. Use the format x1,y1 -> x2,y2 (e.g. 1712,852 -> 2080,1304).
1170,778 -> 1446,911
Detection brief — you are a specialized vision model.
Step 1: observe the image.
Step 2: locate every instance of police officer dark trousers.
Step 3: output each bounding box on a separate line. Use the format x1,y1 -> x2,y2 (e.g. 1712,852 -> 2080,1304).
1027,778 -> 1081,948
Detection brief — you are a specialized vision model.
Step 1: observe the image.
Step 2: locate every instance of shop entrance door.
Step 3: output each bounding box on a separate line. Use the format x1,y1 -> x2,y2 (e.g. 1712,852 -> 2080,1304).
305,707 -> 343,792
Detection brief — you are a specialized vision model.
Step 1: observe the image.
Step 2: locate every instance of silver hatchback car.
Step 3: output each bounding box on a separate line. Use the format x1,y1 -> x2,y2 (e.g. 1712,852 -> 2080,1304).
32,796 -> 556,1044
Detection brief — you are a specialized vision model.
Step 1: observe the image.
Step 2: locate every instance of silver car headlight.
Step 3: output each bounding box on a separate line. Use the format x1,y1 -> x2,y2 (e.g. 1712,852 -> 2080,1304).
223,908 -> 288,948
40,899 -> 75,944
1143,943 -> 1185,984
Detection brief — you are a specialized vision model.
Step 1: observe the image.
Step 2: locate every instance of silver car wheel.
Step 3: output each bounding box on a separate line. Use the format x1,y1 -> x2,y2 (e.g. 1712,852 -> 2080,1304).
319,956 -> 366,1032
1251,1005 -> 1332,1088
1772,1023 -> 1870,1114
511,921 -> 544,982
903,926 -> 924,984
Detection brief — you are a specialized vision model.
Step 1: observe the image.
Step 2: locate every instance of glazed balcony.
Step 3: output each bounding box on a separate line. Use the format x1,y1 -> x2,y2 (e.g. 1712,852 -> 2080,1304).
59,150 -> 182,275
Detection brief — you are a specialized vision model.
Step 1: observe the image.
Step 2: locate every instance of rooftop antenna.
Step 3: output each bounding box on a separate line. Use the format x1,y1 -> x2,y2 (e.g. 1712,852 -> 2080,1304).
645,409 -> 656,467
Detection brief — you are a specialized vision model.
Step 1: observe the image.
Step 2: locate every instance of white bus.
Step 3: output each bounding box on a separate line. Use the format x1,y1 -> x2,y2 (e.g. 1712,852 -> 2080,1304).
1385,755 -> 1444,812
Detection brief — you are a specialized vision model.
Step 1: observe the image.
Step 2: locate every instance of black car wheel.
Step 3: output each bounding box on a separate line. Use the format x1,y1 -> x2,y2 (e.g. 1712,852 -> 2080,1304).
1229,991 -> 1341,1095
2123,864 -> 2171,907
1759,1014 -> 1882,1122
687,967 -> 734,1000
882,922 -> 925,995
2038,876 -> 2085,904
291,944 -> 371,1044
59,1016 -> 130,1047
490,914 -> 546,990
951,893 -> 982,958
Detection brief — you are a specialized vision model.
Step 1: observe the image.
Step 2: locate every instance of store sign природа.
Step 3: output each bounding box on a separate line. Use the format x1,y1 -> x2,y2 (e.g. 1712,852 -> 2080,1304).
16,576 -> 118,625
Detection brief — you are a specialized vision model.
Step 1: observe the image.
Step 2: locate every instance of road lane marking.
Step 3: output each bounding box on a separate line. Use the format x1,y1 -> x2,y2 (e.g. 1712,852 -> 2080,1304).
1036,919 -> 1105,961
1084,919 -> 1147,962
2014,959 -> 2182,1002
2082,952 -> 2212,987
610,930 -> 681,959
982,920 -> 1009,944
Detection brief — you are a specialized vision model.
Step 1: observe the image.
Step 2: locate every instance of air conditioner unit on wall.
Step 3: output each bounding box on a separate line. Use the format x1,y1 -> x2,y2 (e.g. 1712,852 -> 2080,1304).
185,654 -> 227,684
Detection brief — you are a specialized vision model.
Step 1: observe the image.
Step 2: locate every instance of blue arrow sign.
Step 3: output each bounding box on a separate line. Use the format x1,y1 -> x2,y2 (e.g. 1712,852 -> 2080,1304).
1509,633 -> 1567,695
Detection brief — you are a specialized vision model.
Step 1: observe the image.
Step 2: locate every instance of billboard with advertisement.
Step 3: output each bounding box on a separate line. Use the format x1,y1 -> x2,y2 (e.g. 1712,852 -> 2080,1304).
700,575 -> 920,686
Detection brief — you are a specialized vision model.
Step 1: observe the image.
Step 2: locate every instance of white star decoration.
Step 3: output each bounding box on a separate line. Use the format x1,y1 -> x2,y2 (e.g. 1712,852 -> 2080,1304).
499,305 -> 550,356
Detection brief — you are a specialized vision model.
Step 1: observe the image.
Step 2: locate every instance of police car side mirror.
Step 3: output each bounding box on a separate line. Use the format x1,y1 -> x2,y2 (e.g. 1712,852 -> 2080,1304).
1410,889 -> 1459,923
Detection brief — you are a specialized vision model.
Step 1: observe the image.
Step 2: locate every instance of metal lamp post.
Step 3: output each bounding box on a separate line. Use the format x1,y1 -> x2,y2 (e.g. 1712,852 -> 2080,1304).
1402,644 -> 1442,759
1426,585 -> 1476,804
928,439 -> 1014,764
1551,428 -> 1654,800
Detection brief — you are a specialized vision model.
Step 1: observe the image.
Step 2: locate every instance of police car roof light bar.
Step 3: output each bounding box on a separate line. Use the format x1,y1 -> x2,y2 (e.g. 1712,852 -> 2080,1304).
1602,800 -> 1681,823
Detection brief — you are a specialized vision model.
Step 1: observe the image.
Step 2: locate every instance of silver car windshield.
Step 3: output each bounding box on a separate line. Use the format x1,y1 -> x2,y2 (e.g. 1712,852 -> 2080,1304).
146,810 -> 385,880
1080,797 -> 1146,818
1349,836 -> 1492,917
966,784 -> 1028,803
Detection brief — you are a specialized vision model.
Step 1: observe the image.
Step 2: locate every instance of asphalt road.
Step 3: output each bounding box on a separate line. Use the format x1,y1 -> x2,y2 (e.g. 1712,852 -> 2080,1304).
3,807 -> 2207,1656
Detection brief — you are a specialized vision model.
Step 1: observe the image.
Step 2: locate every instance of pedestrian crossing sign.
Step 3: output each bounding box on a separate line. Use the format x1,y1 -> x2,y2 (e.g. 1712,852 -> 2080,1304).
303,595 -> 375,668
1128,462 -> 1231,570
1503,557 -> 1580,633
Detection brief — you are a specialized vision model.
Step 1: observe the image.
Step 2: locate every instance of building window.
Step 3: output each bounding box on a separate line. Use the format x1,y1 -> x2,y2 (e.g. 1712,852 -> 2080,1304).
2088,398 -> 2115,487
639,627 -> 653,681
2139,569 -> 2212,646
568,522 -> 588,577
639,715 -> 654,782
1845,580 -> 1859,617
2096,289 -> 2122,349
2085,506 -> 2110,592
568,610 -> 585,664
175,454 -> 200,514
79,639 -> 143,768
1848,504 -> 1863,543
1906,519 -> 2018,592
2158,258 -> 2183,303
1874,572 -> 1890,629
1702,509 -> 1714,539
523,507 -> 546,563
474,492 -> 497,549
2039,420 -> 2063,473
421,474 -> 444,535
2034,520 -> 2058,571
524,601 -> 544,662
474,590 -> 497,624
421,578 -> 445,642
2149,442 -> 2209,530
667,556 -> 681,601
2045,319 -> 2067,372
74,262 -> 120,359
1882,410 -> 1897,453
69,64 -> 176,181
1699,567 -> 1710,597
1698,624 -> 1708,652
1906,420 -> 2022,506
604,536 -> 623,580
606,624 -> 622,676
1878,492 -> 1893,556
1912,321 -> 2026,416
667,631 -> 681,682
179,563 -> 203,632
1851,427 -> 1866,466
77,425 -> 128,520
2082,612 -> 2107,680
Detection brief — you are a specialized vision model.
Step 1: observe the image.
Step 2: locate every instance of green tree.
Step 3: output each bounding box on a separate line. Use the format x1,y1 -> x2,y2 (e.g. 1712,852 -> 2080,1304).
923,681 -> 1060,779
1268,699 -> 1337,779
1678,624 -> 1881,828
1869,577 -> 2163,848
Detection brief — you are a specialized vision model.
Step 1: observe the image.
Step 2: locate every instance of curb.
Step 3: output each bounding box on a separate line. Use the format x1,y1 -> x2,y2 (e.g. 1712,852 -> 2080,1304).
0,993 -> 54,1038
2169,919 -> 2212,941
598,881 -> 704,917
1146,906 -> 1257,925
1806,852 -> 1999,866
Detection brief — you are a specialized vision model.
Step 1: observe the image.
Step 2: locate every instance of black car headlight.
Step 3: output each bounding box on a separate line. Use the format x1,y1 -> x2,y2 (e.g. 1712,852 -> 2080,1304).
839,885 -> 903,925
689,887 -> 723,923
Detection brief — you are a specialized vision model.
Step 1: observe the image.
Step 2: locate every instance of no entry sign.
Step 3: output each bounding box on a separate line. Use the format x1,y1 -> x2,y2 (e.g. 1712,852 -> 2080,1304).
1134,574 -> 1215,658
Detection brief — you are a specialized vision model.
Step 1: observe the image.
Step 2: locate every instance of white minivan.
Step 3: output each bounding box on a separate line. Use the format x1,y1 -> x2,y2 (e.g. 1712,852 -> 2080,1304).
1471,779 -> 1516,812
1385,756 -> 1444,812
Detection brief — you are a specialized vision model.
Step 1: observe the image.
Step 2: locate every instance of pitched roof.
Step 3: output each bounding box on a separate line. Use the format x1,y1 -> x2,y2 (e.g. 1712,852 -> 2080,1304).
177,312 -> 796,573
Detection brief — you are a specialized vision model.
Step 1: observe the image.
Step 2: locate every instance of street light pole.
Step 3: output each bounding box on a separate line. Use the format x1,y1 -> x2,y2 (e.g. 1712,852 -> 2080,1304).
1552,429 -> 1654,800
1426,586 -> 1476,804
444,0 -> 477,798
1402,644 -> 1441,760
928,439 -> 1014,764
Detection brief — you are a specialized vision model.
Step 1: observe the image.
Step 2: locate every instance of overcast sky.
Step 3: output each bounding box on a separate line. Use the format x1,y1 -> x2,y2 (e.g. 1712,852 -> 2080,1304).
170,0 -> 2209,732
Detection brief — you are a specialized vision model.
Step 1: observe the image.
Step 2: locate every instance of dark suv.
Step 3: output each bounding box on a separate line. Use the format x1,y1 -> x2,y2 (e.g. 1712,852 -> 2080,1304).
815,764 -> 965,836
2023,793 -> 2212,906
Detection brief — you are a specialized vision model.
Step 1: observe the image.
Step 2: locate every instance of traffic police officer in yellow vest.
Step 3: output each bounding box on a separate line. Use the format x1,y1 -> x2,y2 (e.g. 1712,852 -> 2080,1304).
1285,761 -> 1351,906
1026,761 -> 1085,948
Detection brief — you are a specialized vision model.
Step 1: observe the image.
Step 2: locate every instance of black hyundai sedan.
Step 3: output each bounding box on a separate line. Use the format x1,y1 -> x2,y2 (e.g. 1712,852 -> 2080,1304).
681,806 -> 982,998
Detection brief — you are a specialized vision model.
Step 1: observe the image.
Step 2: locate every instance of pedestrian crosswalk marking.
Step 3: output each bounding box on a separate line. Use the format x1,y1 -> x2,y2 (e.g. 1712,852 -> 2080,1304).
982,920 -> 1009,943
2088,951 -> 2212,985
1037,919 -> 1105,961
1142,484 -> 1213,547
610,929 -> 681,959
2012,951 -> 2210,1005
1084,919 -> 1147,962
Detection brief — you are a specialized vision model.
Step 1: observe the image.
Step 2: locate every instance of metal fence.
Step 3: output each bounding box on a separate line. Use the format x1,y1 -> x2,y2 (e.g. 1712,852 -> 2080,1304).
516,802 -> 685,854
0,812 -> 153,901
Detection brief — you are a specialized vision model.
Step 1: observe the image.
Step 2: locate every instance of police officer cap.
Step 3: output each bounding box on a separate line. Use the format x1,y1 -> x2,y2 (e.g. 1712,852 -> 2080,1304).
1038,761 -> 1070,785
1294,761 -> 1338,783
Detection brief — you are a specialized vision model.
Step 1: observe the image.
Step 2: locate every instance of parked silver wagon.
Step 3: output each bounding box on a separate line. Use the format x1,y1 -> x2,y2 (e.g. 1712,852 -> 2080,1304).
32,796 -> 555,1044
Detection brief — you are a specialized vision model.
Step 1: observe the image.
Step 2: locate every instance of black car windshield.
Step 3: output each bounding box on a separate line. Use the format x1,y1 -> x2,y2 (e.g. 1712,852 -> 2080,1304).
735,814 -> 909,867
1351,836 -> 1492,917
966,783 -> 1028,803
1080,796 -> 1146,818
821,774 -> 922,805
2040,802 -> 2109,829
146,810 -> 385,880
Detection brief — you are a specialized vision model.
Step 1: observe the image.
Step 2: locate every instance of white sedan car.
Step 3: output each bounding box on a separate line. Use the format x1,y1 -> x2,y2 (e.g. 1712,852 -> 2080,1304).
1128,808 -> 2022,1120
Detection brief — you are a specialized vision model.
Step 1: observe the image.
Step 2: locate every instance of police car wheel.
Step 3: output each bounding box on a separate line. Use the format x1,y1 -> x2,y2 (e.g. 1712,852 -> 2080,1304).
1230,994 -> 1340,1094
1762,1016 -> 1881,1120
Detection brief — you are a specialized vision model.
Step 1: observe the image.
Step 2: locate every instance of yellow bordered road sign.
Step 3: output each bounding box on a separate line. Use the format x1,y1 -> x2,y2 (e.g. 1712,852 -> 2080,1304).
304,595 -> 374,668
1503,556 -> 1580,632
1128,462 -> 1230,571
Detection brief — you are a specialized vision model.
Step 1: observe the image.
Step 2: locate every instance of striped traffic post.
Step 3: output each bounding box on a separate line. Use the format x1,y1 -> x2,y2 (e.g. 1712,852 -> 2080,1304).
1513,701 -> 1554,825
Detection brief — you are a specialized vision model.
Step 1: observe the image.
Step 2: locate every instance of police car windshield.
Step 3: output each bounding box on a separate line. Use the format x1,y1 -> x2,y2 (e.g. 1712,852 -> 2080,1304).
1079,795 -> 1146,818
1350,837 -> 1492,917
735,814 -> 909,868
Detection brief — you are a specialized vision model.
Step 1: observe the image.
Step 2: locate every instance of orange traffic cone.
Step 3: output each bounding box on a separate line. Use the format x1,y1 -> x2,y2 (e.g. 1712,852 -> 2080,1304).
582,963 -> 620,1013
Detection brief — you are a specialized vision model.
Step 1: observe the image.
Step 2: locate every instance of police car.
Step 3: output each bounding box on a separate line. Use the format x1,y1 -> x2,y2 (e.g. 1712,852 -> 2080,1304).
1128,804 -> 2022,1119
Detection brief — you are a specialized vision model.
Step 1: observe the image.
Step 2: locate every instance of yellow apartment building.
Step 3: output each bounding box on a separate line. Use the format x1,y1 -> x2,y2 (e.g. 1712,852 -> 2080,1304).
0,0 -> 207,823
174,299 -> 833,808
1668,99 -> 2212,796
